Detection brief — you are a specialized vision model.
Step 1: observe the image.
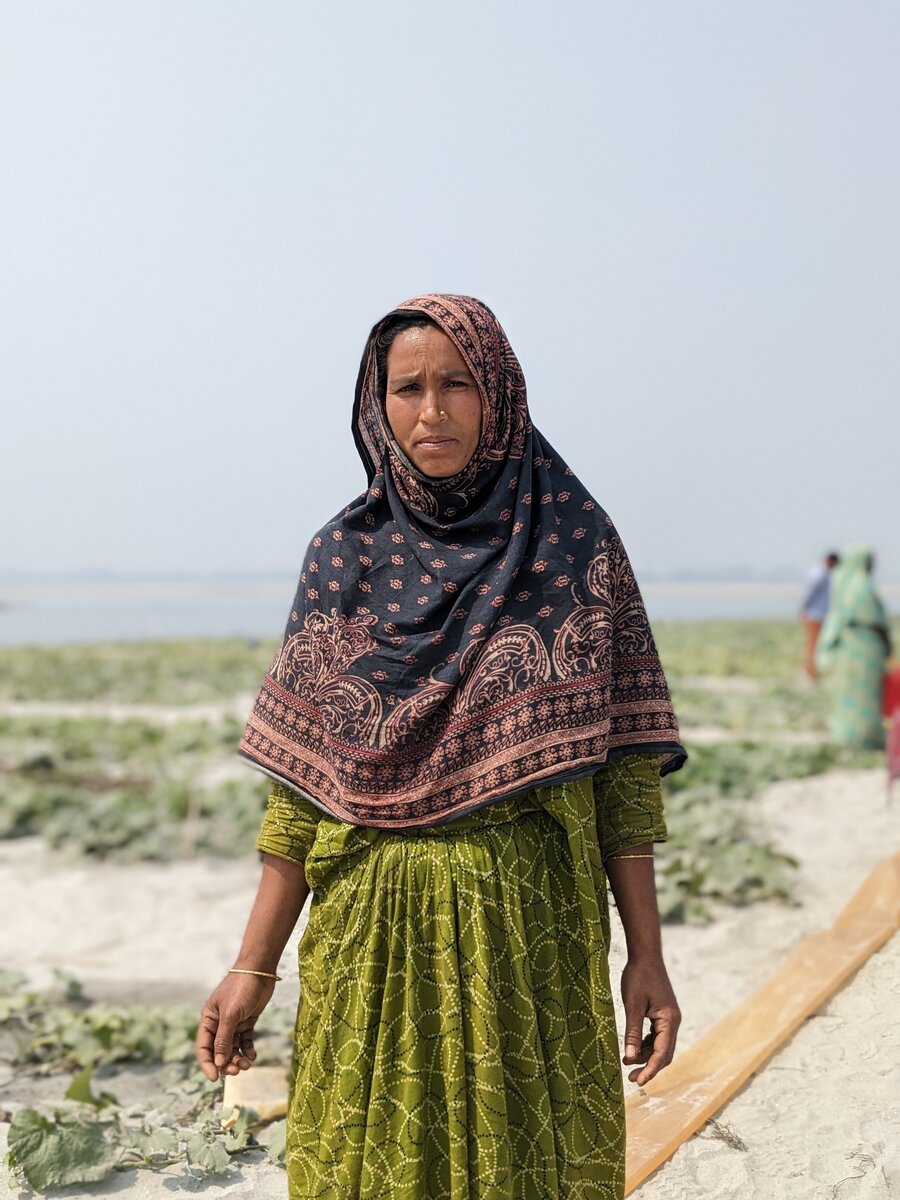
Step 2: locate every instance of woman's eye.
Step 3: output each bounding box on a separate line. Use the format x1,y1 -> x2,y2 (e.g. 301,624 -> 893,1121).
446,379 -> 468,388
395,383 -> 419,393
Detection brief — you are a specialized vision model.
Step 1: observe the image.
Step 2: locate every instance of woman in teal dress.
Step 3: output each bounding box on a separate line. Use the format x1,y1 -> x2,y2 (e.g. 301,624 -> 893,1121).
196,295 -> 685,1199
816,544 -> 892,749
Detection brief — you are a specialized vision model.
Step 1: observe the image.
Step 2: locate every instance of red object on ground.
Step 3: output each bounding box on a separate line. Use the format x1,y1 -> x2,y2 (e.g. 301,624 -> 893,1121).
888,712 -> 900,787
886,667 -> 900,787
883,666 -> 900,718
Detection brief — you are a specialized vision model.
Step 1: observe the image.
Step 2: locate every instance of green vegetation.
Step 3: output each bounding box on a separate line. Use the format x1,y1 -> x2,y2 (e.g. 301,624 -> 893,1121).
0,976 -> 197,1071
0,970 -> 293,1075
4,618 -> 896,703
7,1080 -> 268,1191
654,741 -> 881,921
653,616 -> 900,682
0,714 -> 268,858
1,972 -> 292,1190
0,623 -> 891,1191
0,624 -> 889,886
667,678 -> 832,734
653,619 -> 806,680
0,638 -> 276,704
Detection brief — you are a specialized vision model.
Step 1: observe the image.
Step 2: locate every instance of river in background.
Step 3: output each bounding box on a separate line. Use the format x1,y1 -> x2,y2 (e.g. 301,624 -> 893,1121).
1,578 -> 899,646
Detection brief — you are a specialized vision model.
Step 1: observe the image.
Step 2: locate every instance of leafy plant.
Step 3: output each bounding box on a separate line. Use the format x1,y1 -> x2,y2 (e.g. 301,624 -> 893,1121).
0,714 -> 267,859
266,1118 -> 287,1165
667,678 -> 832,734
0,971 -> 296,1192
0,986 -> 199,1071
0,639 -> 276,704
653,739 -> 881,921
654,619 -> 820,681
0,976 -> 294,1075
7,1104 -> 119,1191
6,1072 -> 267,1192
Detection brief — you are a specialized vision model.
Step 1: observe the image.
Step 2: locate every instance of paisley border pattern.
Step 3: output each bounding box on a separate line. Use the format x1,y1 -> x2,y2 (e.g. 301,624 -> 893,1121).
241,531 -> 681,827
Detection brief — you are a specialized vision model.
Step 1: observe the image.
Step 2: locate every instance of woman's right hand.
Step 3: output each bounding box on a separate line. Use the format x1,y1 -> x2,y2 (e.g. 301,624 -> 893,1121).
195,972 -> 276,1081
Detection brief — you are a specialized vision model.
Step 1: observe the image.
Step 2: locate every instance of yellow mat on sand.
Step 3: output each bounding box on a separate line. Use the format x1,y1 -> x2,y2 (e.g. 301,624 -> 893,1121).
625,852 -> 900,1194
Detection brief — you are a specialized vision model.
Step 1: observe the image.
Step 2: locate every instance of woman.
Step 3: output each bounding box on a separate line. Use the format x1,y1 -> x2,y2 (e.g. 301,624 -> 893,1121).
196,294 -> 686,1200
816,544 -> 892,749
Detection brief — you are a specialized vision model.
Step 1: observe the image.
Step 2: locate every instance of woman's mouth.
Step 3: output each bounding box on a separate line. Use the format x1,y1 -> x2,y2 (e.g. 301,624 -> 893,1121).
416,437 -> 456,449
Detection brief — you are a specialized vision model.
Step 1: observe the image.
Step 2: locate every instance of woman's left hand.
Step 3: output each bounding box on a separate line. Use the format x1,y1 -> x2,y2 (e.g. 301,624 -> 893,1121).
620,957 -> 681,1085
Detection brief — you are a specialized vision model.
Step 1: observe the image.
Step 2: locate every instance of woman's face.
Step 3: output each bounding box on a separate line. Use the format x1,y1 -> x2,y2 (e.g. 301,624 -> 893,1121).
384,326 -> 482,478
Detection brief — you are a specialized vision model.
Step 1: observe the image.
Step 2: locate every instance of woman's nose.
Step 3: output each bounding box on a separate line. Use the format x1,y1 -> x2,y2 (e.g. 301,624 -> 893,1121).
419,387 -> 444,423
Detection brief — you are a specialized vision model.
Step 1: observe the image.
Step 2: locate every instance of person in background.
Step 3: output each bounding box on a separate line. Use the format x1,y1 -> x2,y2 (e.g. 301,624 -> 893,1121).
800,551 -> 839,679
816,545 -> 892,749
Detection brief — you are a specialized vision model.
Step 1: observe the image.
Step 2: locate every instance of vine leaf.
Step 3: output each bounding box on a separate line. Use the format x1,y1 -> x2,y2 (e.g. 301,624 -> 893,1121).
130,1125 -> 180,1159
64,1064 -> 118,1109
7,1106 -> 117,1191
185,1130 -> 231,1175
267,1118 -> 287,1165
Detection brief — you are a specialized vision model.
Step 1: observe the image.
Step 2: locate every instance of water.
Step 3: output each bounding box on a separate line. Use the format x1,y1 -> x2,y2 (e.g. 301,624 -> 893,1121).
1,578 -> 898,646
0,579 -> 293,646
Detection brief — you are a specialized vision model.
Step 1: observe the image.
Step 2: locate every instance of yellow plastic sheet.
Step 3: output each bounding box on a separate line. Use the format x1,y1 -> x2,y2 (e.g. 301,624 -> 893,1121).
223,1064 -> 290,1122
625,852 -> 900,1194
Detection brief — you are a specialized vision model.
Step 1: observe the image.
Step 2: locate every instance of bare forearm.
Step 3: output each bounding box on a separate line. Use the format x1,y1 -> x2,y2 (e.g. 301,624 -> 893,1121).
605,841 -> 663,961
233,853 -> 311,973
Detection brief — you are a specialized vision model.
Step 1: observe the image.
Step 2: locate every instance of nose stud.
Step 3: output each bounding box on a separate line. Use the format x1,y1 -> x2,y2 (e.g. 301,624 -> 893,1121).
439,410 -> 447,420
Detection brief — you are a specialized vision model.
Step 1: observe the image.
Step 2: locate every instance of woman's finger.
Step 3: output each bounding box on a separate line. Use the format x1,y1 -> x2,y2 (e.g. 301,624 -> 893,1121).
240,1031 -> 257,1062
230,1036 -> 255,1072
219,1024 -> 257,1074
195,1011 -> 221,1082
622,1000 -> 648,1063
624,1032 -> 654,1067
213,1012 -> 239,1070
630,1015 -> 678,1085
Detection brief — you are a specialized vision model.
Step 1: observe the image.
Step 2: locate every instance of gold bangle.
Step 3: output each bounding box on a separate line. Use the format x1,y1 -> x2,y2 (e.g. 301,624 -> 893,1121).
607,854 -> 655,861
229,967 -> 282,981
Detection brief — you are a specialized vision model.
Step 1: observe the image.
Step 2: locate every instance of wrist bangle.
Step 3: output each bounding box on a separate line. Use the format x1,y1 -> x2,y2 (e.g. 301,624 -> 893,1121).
606,854 -> 654,861
229,967 -> 281,981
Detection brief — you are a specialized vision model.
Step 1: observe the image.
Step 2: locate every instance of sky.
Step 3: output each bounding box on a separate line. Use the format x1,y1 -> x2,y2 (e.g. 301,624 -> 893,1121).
2,1 -> 899,582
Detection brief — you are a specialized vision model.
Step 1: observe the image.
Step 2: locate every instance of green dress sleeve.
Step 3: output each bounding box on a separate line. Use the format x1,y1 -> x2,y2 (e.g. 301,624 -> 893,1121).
255,782 -> 322,866
593,753 -> 667,861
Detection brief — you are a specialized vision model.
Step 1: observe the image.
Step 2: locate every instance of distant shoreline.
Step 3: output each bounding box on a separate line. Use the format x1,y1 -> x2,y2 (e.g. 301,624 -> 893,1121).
3,577 -> 899,594
1,578 -> 898,647
644,581 -> 900,598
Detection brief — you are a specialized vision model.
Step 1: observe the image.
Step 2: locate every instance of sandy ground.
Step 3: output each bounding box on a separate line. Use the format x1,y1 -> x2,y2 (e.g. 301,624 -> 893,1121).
1,766 -> 897,1198
611,768 -> 899,1198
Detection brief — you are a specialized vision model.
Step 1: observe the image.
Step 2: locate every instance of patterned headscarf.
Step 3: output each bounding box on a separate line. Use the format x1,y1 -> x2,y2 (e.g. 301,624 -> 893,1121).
240,294 -> 684,828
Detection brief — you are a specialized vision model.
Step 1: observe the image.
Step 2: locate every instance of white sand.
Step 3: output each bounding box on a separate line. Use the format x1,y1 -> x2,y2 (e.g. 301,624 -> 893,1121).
614,768 -> 900,1198
1,766 -> 897,1198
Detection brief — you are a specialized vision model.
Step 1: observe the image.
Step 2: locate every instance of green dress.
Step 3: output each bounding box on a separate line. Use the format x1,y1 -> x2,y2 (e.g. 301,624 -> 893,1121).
256,755 -> 666,1200
816,545 -> 892,749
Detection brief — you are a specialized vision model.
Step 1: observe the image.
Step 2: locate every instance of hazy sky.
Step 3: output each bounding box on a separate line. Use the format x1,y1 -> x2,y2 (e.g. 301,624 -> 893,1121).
3,1 -> 899,581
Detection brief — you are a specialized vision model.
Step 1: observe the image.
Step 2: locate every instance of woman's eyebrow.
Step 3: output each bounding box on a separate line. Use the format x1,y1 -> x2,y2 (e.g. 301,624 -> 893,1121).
387,368 -> 474,386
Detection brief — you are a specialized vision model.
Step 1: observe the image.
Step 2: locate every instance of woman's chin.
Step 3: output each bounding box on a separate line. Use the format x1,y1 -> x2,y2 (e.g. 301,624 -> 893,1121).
411,454 -> 466,479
